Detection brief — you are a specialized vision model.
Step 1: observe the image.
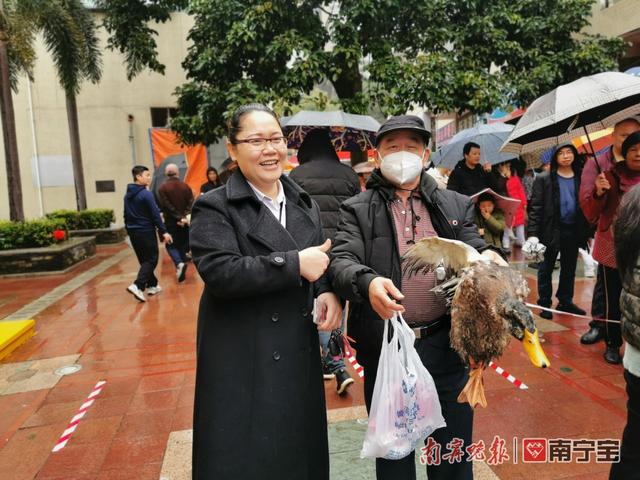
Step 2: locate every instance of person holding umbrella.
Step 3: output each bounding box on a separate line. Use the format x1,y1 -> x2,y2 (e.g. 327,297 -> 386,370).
582,131 -> 640,364
579,118 -> 640,346
525,144 -> 589,320
289,128 -> 360,394
446,142 -> 495,196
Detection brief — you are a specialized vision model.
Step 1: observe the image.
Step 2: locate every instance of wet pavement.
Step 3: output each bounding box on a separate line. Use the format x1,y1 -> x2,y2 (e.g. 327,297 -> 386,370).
0,244 -> 627,479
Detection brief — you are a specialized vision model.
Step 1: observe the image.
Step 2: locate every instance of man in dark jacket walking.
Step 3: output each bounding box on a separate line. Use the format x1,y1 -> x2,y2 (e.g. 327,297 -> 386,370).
158,163 -> 194,282
124,165 -> 172,302
447,142 -> 494,196
289,129 -> 360,394
329,115 -> 490,480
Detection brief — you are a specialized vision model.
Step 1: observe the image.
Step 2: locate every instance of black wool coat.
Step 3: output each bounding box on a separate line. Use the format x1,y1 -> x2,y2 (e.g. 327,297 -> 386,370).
289,154 -> 361,241
190,170 -> 330,480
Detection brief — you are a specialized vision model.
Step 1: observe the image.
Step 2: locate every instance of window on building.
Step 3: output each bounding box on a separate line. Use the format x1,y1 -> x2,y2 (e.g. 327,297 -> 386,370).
150,107 -> 178,127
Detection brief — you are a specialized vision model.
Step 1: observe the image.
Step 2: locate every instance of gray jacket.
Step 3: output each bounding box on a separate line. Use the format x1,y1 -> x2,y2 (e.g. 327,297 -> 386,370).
621,256 -> 640,351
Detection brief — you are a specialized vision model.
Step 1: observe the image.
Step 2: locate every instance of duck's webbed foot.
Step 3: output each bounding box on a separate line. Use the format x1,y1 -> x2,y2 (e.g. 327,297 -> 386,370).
457,367 -> 487,409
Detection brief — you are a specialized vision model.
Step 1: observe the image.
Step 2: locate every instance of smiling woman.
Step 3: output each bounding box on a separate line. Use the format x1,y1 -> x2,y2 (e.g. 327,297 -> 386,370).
189,103 -> 342,480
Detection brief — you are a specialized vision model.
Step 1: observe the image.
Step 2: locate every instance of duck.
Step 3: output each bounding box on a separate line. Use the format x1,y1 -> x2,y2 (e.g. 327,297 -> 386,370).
402,237 -> 550,408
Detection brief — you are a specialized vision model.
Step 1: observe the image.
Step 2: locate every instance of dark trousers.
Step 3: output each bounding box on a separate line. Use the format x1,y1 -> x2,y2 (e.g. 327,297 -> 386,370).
537,224 -> 579,307
165,223 -> 189,267
359,326 -> 473,480
601,265 -> 623,348
610,369 -> 640,480
127,230 -> 159,290
589,263 -> 606,329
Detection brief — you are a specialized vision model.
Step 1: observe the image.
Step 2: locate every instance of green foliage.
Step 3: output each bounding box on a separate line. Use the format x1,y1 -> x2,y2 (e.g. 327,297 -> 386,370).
2,0 -> 102,94
100,0 -> 627,145
0,218 -> 67,250
96,0 -> 188,80
46,209 -> 115,230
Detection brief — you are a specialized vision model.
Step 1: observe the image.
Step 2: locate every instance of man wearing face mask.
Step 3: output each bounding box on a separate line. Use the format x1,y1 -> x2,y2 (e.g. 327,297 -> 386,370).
329,115 -> 489,480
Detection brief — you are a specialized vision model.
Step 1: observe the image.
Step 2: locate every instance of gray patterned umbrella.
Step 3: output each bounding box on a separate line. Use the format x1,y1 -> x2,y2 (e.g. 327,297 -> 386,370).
501,72 -> 640,157
281,110 -> 380,151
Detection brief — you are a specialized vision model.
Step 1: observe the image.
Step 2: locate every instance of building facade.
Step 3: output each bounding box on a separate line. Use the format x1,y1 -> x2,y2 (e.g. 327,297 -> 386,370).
0,12 -> 223,224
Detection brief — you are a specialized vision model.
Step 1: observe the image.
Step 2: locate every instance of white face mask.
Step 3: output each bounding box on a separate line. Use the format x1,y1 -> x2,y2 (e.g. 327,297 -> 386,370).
380,150 -> 424,186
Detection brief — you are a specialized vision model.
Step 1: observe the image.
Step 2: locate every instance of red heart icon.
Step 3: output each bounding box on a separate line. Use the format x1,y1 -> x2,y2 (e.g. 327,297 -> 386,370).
523,439 -> 547,463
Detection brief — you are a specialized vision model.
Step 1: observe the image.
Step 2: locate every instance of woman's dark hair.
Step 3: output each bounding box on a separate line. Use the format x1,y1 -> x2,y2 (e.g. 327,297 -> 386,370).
621,131 -> 640,159
463,142 -> 480,156
614,184 -> 640,282
131,165 -> 149,181
206,166 -> 220,186
227,103 -> 279,144
476,192 -> 495,205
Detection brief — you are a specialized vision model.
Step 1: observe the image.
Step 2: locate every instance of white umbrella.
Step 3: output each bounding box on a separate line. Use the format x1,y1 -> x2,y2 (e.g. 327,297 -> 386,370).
501,72 -> 640,161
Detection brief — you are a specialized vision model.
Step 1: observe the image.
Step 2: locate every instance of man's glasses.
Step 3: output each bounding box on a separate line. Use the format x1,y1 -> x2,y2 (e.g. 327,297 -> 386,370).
235,136 -> 287,150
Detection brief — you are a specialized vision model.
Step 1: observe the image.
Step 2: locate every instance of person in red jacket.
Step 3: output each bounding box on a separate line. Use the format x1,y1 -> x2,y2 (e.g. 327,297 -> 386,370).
579,118 -> 640,346
505,163 -> 527,248
582,131 -> 640,364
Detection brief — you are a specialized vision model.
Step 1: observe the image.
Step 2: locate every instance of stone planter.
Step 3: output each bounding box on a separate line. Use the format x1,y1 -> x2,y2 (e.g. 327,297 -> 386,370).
0,237 -> 96,275
70,226 -> 126,244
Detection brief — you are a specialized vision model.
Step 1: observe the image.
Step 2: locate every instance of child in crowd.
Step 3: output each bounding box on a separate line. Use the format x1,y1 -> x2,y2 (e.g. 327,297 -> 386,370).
474,193 -> 506,249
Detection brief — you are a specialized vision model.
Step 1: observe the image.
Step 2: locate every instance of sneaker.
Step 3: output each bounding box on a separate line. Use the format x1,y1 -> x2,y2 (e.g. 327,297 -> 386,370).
335,369 -> 354,395
147,285 -> 162,295
322,361 -> 335,380
126,284 -> 146,302
176,262 -> 187,283
557,303 -> 586,316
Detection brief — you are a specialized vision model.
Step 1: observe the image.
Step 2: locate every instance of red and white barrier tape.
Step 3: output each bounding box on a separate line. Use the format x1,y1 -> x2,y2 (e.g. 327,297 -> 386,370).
52,380 -> 106,453
343,340 -> 364,379
488,361 -> 528,390
525,303 -> 621,324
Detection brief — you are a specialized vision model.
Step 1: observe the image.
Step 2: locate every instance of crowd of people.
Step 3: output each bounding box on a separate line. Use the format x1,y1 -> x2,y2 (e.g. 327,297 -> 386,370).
120,104 -> 640,480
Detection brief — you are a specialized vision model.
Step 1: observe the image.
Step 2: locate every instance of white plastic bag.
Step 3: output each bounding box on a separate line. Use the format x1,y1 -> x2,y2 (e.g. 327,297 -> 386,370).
361,313 -> 446,460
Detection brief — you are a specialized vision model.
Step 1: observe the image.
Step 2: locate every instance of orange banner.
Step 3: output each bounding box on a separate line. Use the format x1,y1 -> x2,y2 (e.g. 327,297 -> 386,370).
149,128 -> 208,195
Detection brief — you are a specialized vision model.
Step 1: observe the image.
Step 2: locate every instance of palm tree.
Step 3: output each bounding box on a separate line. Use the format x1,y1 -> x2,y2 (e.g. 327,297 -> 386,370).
38,0 -> 102,210
0,0 -> 37,221
0,0 -> 100,217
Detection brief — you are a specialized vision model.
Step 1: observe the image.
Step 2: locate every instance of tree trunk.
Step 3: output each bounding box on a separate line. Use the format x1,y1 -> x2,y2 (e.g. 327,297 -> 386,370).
65,93 -> 87,210
430,115 -> 438,152
0,34 -> 24,221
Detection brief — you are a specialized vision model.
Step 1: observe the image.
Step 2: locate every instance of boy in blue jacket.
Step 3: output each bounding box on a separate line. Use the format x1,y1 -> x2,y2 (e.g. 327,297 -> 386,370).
124,165 -> 172,302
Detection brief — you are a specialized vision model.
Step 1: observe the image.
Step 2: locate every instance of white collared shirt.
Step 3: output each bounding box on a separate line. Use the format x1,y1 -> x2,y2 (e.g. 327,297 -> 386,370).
247,180 -> 287,228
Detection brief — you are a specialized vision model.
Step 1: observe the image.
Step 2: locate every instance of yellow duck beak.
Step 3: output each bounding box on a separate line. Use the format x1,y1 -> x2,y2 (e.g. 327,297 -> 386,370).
522,328 -> 550,368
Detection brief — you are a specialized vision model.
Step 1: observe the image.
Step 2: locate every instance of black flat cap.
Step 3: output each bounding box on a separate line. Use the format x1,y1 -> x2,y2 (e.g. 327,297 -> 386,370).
375,115 -> 431,147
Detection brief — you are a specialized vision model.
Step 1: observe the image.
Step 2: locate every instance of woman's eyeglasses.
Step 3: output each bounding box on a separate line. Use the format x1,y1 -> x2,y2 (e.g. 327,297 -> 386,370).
235,136 -> 287,150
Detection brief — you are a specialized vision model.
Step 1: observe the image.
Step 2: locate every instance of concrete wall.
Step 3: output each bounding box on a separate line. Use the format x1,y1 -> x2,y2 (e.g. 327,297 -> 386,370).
585,0 -> 640,39
0,12 -> 200,224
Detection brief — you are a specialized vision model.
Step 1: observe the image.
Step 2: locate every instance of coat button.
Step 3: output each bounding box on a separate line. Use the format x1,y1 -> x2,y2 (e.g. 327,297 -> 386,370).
273,351 -> 281,361
274,256 -> 284,264
271,313 -> 279,322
